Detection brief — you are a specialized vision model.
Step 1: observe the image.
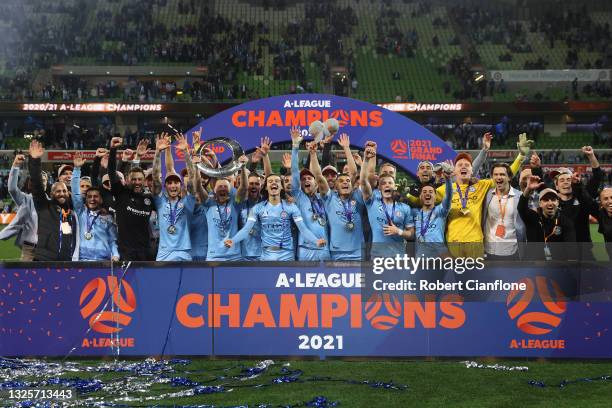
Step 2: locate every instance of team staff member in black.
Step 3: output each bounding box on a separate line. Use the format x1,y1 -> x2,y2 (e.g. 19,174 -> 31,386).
28,140 -> 77,261
108,136 -> 153,261
518,176 -> 576,261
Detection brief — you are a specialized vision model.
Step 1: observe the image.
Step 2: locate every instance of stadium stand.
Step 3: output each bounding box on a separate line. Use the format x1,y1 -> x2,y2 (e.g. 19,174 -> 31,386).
0,0 -> 609,103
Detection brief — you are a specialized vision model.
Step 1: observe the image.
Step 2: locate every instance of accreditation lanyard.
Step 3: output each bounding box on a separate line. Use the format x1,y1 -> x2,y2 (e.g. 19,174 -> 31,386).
495,190 -> 509,225
540,216 -> 559,244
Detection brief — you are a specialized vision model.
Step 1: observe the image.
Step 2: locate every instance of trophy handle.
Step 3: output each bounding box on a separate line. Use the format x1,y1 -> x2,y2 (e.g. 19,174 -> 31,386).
195,137 -> 246,178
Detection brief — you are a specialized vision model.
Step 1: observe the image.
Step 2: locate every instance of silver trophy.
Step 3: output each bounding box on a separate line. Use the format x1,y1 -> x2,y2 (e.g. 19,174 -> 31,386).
195,137 -> 246,177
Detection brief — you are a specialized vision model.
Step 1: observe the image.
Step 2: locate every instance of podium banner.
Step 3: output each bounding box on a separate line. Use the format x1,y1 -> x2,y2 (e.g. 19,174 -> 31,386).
1,262 -> 611,358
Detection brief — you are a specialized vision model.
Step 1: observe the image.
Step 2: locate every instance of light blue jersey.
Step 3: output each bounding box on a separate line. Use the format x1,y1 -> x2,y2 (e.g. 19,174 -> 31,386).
365,194 -> 413,257
231,199 -> 320,261
190,203 -> 208,261
71,167 -> 119,261
203,192 -> 243,261
322,189 -> 365,261
238,198 -> 262,260
291,147 -> 330,261
411,177 -> 452,257
153,192 -> 196,261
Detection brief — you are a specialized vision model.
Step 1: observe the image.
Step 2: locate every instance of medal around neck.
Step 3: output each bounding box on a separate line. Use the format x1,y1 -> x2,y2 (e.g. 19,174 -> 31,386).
167,225 -> 177,234
84,232 -> 93,240
195,137 -> 245,177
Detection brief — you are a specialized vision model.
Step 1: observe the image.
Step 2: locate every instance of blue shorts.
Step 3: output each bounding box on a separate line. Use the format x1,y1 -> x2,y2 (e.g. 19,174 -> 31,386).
261,247 -> 295,261
156,250 -> 192,261
298,247 -> 331,261
330,249 -> 362,261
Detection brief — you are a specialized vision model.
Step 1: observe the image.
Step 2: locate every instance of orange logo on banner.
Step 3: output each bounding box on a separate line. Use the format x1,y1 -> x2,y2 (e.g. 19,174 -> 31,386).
365,294 -> 402,330
330,110 -> 350,127
506,276 -> 567,335
79,276 -> 137,334
390,139 -> 409,159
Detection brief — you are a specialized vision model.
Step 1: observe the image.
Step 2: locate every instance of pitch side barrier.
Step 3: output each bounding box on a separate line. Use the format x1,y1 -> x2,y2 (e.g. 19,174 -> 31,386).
1,250 -> 611,358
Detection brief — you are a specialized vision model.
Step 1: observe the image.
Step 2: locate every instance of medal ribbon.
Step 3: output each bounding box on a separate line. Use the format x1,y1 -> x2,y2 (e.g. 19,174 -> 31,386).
419,209 -> 434,240
86,211 -> 100,235
341,197 -> 353,224
309,195 -> 326,220
456,183 -> 470,210
540,216 -> 559,244
216,201 -> 229,233
382,199 -> 395,226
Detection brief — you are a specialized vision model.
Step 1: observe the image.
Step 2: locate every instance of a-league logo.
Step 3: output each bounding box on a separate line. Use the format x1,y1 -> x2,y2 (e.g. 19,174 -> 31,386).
506,276 -> 567,335
365,294 -> 402,330
79,276 -> 137,334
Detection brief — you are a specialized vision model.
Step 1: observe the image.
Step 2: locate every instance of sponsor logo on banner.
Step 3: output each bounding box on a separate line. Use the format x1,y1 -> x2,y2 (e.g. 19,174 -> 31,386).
507,276 -> 567,349
79,276 -> 136,348
391,139 -> 409,159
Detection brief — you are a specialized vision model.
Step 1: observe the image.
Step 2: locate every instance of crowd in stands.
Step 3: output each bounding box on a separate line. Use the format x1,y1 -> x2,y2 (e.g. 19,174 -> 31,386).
0,1 -> 610,103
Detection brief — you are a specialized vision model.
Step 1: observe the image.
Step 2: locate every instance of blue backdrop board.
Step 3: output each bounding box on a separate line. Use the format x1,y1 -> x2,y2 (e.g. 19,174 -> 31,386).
1,263 -> 611,358
170,94 -> 456,177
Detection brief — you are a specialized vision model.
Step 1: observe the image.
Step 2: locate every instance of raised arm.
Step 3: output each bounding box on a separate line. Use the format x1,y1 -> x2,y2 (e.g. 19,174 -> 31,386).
360,144 -> 376,202
259,136 -> 272,178
175,133 -> 197,195
27,140 -> 47,207
510,133 -> 532,176
582,146 -> 602,197
152,133 -> 171,196
108,138 -> 123,193
235,156 -> 249,202
290,127 -> 303,196
8,154 -> 28,206
338,133 -> 357,183
438,162 -> 454,212
472,132 -> 491,177
365,141 -> 378,188
91,148 -> 107,187
518,176 -> 543,225
309,142 -> 329,195
71,152 -> 86,212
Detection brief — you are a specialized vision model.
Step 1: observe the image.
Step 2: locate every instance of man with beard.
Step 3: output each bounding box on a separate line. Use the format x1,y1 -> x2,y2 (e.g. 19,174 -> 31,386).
360,144 -> 413,258
28,140 -> 77,261
482,163 -> 526,260
519,176 -> 576,261
193,147 -> 249,261
237,172 -> 264,260
71,152 -> 119,261
290,126 -> 330,261
225,174 -> 325,261
108,136 -> 153,261
151,133 -> 198,261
